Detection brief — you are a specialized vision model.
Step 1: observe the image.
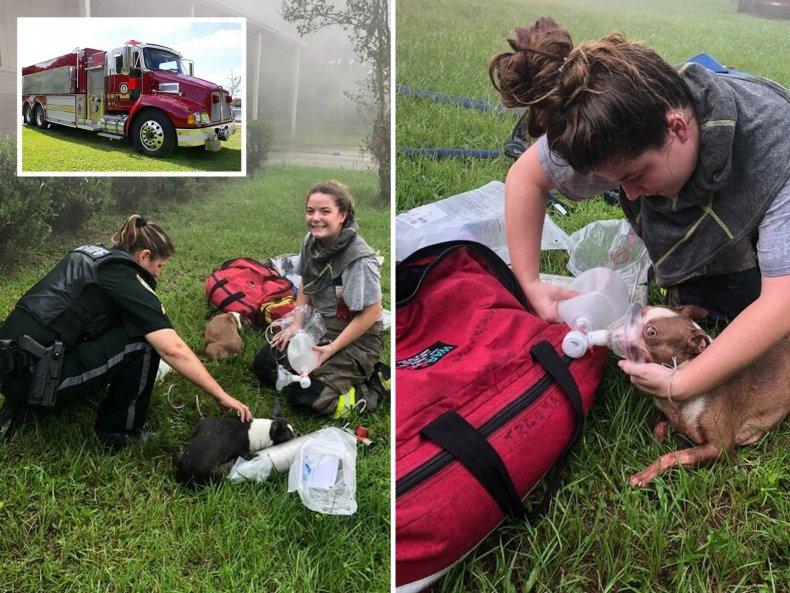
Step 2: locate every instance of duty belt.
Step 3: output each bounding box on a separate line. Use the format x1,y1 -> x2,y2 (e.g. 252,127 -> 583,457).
0,337 -> 64,407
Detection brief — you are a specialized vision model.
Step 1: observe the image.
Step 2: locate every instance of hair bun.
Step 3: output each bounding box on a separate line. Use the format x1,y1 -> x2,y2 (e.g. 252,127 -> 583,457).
135,217 -> 148,228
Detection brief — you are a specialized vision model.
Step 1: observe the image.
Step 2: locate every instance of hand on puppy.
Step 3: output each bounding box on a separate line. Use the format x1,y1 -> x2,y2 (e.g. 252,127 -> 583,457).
215,392 -> 252,422
618,360 -> 690,401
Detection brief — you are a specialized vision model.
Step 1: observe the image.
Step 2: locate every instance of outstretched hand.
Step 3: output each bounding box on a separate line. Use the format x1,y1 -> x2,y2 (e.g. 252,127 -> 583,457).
215,393 -> 252,422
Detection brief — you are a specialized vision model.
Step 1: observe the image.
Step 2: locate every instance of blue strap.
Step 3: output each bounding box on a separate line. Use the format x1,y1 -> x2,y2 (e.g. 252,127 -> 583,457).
687,52 -> 749,77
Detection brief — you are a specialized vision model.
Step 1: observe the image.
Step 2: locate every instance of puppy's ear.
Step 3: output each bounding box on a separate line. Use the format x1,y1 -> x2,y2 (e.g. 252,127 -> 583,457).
269,419 -> 294,444
675,304 -> 708,321
689,329 -> 710,355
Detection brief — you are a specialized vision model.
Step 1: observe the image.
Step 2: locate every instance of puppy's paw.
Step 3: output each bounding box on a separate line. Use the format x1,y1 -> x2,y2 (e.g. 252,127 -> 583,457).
629,464 -> 660,488
652,420 -> 671,443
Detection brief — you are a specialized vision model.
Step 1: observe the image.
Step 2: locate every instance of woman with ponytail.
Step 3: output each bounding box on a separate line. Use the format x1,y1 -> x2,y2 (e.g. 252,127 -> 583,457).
252,181 -> 387,418
0,215 -> 251,447
489,18 -> 790,404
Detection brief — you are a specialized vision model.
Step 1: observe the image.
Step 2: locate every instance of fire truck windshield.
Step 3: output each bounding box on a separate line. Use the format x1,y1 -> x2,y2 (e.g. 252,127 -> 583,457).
143,47 -> 187,74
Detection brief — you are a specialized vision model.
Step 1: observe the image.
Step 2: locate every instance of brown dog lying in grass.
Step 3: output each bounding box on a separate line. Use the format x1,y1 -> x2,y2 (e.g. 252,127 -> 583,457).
628,305 -> 790,487
204,311 -> 249,361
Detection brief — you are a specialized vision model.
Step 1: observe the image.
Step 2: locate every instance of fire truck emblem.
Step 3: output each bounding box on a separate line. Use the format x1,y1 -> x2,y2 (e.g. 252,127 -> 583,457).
120,83 -> 129,94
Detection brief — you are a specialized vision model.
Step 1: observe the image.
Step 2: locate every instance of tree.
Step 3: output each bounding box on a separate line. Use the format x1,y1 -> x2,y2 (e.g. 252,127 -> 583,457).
281,0 -> 390,204
227,69 -> 242,98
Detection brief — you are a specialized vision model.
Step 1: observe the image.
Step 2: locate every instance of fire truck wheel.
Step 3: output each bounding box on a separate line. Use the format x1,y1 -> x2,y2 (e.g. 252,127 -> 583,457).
34,105 -> 48,129
132,110 -> 175,158
23,104 -> 34,126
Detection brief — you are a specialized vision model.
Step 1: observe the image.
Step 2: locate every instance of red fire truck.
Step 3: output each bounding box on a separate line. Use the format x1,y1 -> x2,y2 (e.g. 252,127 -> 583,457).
21,40 -> 236,158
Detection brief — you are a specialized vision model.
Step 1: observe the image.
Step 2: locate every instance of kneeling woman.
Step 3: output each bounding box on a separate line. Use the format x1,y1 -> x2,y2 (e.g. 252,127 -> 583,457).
0,215 -> 251,446
253,180 -> 386,417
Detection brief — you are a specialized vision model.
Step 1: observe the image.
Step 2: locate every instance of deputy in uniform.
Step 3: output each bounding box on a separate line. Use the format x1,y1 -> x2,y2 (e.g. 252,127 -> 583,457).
0,215 -> 251,447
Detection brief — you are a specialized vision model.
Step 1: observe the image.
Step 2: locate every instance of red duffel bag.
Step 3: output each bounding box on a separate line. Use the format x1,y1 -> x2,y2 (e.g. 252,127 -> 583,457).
395,241 -> 607,592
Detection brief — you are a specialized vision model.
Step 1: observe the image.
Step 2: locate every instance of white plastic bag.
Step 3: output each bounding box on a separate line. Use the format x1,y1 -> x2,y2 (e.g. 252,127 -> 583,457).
268,253 -> 302,289
566,219 -> 651,287
228,454 -> 274,483
287,427 -> 358,515
395,181 -> 570,263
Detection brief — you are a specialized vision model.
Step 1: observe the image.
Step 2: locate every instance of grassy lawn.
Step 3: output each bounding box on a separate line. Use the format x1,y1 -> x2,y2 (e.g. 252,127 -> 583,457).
0,165 -> 390,593
20,123 -> 242,173
396,0 -> 790,591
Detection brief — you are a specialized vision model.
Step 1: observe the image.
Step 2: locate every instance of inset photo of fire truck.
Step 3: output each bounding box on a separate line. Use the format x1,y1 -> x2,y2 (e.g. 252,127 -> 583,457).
18,18 -> 244,175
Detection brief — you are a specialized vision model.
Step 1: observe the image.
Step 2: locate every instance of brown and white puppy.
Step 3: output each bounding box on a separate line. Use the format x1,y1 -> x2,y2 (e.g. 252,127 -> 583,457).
628,305 -> 790,487
204,312 -> 249,361
172,414 -> 295,489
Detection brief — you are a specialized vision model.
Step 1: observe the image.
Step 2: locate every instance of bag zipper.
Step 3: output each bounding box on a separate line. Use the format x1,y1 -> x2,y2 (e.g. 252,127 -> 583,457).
395,359 -> 569,498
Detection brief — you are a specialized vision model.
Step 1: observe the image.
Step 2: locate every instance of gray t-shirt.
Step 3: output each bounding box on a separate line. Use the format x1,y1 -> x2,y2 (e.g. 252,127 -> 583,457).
536,135 -> 790,277
297,244 -> 382,318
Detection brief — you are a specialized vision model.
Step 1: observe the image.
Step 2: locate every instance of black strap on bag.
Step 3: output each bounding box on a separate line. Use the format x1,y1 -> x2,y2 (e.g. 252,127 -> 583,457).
421,339 -> 584,523
422,410 -> 526,520
397,241 -> 529,310
527,340 -> 584,521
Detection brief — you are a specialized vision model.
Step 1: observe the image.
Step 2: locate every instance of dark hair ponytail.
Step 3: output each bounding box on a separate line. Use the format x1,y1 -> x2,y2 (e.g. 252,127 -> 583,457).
111,214 -> 175,259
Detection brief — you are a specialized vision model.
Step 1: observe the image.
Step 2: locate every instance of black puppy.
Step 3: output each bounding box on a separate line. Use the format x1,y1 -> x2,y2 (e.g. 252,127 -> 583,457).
173,411 -> 294,488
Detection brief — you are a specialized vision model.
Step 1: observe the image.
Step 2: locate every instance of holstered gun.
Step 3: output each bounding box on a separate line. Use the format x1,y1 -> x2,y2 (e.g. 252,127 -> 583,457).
18,336 -> 65,408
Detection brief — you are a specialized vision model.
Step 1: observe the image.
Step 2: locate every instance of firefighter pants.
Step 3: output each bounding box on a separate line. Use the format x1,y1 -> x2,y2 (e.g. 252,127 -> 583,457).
252,317 -> 383,416
2,326 -> 160,433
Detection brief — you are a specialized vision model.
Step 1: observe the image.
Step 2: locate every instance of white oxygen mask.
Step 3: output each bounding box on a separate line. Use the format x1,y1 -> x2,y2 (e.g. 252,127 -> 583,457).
271,305 -> 326,391
587,303 -> 645,362
286,330 -> 319,387
557,267 -> 630,358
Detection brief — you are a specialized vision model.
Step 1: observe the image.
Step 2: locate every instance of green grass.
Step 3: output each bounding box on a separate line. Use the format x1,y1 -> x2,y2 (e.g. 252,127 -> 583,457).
20,123 -> 242,173
396,0 -> 790,591
0,165 -> 390,593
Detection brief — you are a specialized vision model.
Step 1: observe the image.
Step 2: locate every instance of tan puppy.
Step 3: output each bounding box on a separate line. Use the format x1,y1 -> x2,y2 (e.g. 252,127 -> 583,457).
204,311 -> 249,361
628,305 -> 790,486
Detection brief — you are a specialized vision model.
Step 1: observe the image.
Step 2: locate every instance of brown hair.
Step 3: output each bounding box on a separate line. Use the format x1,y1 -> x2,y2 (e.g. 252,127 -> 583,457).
306,180 -> 356,227
111,214 -> 175,260
489,17 -> 693,173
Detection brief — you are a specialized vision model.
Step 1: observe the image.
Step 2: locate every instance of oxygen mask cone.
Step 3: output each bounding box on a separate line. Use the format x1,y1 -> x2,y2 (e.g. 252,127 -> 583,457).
588,302 -> 645,362
557,267 -> 630,358
276,365 -> 293,392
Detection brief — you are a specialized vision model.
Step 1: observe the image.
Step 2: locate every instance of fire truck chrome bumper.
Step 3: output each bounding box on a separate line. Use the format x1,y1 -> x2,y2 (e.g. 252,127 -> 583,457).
176,122 -> 237,148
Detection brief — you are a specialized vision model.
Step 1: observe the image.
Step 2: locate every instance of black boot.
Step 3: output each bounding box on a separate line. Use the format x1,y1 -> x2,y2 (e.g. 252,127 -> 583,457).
366,362 -> 391,402
96,429 -> 155,450
0,398 -> 27,442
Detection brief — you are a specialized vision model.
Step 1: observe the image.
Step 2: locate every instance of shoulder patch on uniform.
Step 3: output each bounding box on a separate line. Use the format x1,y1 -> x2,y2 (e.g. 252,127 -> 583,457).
136,274 -> 166,314
136,273 -> 157,296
